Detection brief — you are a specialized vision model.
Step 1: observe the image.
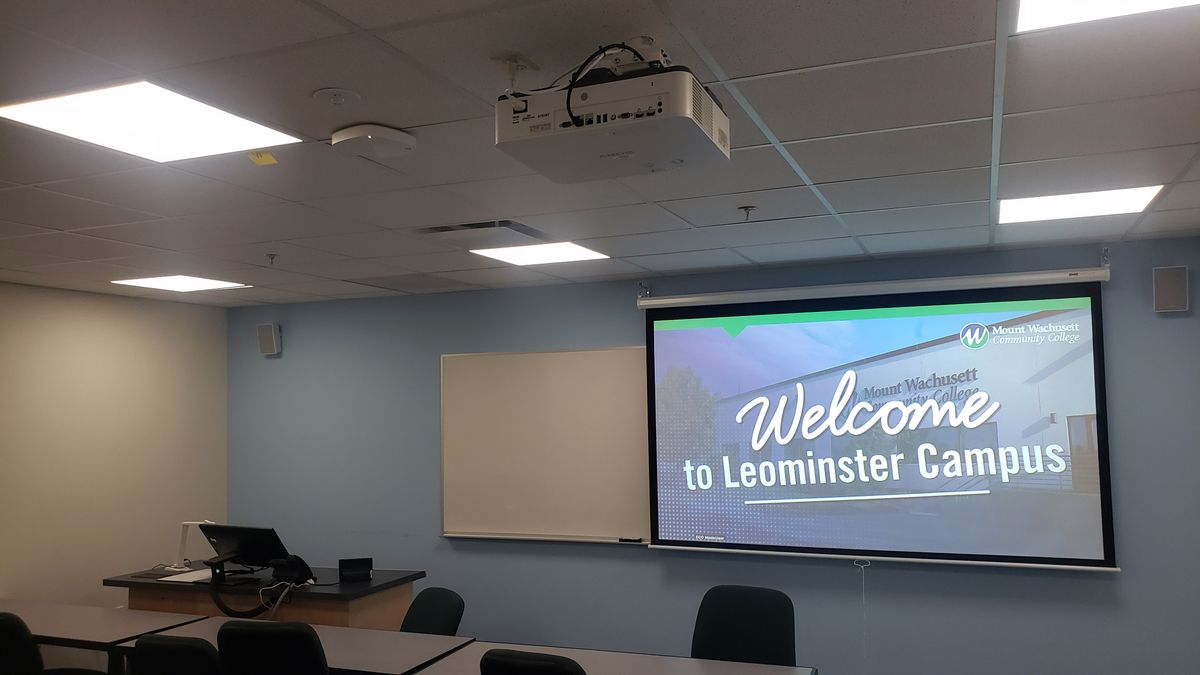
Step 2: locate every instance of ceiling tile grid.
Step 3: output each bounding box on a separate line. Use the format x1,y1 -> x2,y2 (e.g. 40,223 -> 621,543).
0,1 -> 1198,306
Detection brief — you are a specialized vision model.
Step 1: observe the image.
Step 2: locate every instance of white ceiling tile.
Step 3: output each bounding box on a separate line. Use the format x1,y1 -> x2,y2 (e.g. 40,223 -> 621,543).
536,257 -> 650,281
735,238 -> 863,264
376,117 -> 536,185
710,87 -> 767,148
0,24 -> 132,104
738,45 -> 995,142
841,202 -> 990,236
518,204 -> 689,240
21,260 -> 154,281
787,120 -> 992,184
434,266 -> 560,287
1131,209 -> 1200,237
1156,182 -> 1200,212
618,147 -> 804,202
0,187 -> 156,230
0,248 -> 74,269
43,167 -> 281,217
180,203 -> 381,243
999,146 -> 1198,199
289,230 -> 457,257
861,225 -> 990,254
580,228 -> 724,257
271,279 -> 389,297
171,142 -> 417,201
1,1 -> 348,72
352,273 -> 481,293
156,35 -> 492,141
818,168 -> 991,212
677,0 -> 995,79
194,241 -> 346,266
659,185 -> 827,227
0,120 -> 150,185
446,174 -> 642,218
0,220 -> 54,239
1186,160 -> 1200,182
270,257 -> 398,280
705,216 -> 848,247
216,267 -> 326,287
377,0 -> 714,102
100,252 -> 255,276
80,219 -> 259,251
317,0 -> 527,29
306,186 -> 495,230
625,248 -> 753,273
371,251 -> 505,274
426,227 -> 544,250
0,232 -> 157,260
1005,7 -> 1200,114
193,285 -> 325,303
994,215 -> 1138,245
1001,90 -> 1200,163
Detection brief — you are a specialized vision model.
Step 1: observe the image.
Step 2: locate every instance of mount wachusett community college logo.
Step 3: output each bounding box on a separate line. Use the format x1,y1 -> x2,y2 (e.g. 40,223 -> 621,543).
959,322 -> 990,349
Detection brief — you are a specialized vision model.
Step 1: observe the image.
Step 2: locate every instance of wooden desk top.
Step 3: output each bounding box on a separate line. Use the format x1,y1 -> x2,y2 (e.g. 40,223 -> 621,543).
118,616 -> 473,675
416,641 -> 817,675
103,567 -> 425,600
0,598 -> 205,650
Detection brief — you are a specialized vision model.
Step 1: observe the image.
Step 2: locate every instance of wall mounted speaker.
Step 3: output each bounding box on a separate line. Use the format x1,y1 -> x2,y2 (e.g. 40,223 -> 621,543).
256,323 -> 282,356
1153,266 -> 1189,313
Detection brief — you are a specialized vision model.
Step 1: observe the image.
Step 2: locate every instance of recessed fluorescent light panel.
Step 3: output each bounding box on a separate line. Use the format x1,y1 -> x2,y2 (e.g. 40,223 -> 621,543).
999,185 -> 1162,224
112,275 -> 250,292
1016,0 -> 1200,32
0,81 -> 299,162
470,242 -> 609,265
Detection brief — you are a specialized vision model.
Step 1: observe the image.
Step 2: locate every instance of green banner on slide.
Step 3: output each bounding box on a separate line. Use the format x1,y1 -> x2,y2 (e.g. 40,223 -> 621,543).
653,296 -> 1091,338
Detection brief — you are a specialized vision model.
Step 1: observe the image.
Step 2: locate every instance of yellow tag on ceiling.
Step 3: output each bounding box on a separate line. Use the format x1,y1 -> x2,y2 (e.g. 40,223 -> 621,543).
247,151 -> 277,166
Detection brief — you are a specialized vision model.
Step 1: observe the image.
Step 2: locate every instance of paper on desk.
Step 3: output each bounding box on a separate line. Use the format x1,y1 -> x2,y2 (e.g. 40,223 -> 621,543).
159,569 -> 213,582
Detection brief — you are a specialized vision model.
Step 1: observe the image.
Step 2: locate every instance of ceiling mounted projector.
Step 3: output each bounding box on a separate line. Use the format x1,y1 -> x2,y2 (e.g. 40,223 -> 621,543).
330,123 -> 416,160
495,39 -> 730,183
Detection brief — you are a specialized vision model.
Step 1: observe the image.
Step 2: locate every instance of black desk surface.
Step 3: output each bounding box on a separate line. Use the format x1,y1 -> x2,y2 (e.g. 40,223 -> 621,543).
103,567 -> 425,600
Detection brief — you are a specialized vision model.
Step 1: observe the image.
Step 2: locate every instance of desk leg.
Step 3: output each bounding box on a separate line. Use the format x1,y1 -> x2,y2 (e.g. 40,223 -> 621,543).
107,649 -> 125,675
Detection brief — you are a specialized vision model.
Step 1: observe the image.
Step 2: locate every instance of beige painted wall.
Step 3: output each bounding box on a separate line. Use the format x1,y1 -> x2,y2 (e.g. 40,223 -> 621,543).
0,283 -> 228,610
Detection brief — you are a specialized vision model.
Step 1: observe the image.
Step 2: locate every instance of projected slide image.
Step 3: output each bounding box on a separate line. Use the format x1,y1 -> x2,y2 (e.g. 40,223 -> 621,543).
650,292 -> 1110,564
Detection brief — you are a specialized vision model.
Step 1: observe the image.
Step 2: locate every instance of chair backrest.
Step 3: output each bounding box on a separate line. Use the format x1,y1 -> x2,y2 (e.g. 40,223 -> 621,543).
479,648 -> 587,675
0,612 -> 44,675
400,587 -> 465,636
217,620 -> 328,675
131,634 -> 220,675
691,585 -> 795,667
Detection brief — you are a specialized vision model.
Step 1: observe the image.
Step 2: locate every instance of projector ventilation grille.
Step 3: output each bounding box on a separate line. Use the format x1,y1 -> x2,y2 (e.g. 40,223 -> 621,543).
691,78 -> 712,137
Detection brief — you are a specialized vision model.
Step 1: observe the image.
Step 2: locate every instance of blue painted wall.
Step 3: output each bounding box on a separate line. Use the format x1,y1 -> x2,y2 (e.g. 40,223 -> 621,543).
228,238 -> 1200,675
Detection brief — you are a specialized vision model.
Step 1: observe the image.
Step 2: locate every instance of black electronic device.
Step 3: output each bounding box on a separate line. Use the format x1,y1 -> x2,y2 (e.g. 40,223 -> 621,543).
270,555 -> 316,585
199,524 -> 290,567
338,557 -> 373,583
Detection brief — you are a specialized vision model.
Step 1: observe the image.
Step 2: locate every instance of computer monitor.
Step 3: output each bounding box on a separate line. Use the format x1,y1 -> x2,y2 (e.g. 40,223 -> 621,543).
198,524 -> 290,568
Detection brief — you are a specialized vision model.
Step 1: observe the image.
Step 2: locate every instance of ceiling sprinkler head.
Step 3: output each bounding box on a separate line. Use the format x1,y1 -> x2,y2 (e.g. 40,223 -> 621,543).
737,205 -> 758,221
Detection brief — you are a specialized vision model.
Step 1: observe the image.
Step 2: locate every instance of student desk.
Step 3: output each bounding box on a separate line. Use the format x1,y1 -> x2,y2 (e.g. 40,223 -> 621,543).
0,598 -> 204,673
417,641 -> 818,674
119,616 -> 473,675
103,568 -> 425,630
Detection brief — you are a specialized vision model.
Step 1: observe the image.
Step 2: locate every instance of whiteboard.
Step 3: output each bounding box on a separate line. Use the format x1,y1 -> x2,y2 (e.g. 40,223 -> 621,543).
441,347 -> 650,543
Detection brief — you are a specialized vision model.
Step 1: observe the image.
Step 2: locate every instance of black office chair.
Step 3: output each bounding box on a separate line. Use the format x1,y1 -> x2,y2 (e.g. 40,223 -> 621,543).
217,620 -> 328,675
691,585 -> 796,667
400,587 -> 465,636
0,612 -> 103,675
130,634 -> 220,675
480,648 -> 586,675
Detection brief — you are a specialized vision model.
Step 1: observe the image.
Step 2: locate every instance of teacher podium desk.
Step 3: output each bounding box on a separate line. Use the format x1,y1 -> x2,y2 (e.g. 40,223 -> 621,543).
103,568 -> 424,630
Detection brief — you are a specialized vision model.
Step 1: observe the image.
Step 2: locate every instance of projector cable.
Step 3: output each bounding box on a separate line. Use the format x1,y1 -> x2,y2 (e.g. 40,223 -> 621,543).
565,42 -> 646,128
